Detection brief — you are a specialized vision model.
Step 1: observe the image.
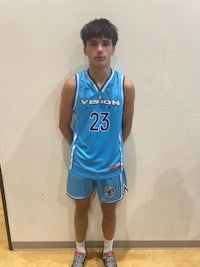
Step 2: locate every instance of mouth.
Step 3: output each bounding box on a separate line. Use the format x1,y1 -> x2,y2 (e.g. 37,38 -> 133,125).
95,56 -> 105,60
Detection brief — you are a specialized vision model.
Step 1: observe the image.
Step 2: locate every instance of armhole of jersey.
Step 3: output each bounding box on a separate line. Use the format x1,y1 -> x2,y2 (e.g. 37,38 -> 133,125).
73,73 -> 79,111
121,74 -> 125,111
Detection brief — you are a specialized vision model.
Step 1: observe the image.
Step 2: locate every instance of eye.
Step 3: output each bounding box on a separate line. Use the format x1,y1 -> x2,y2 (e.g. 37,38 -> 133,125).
89,41 -> 97,47
102,42 -> 111,47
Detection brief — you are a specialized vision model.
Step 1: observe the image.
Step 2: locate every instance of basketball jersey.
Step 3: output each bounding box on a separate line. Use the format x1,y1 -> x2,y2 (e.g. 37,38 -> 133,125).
70,69 -> 125,180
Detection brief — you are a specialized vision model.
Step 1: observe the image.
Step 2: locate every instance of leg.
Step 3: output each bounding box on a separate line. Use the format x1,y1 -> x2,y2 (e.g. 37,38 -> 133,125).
101,202 -> 118,266
74,197 -> 91,243
98,172 -> 126,240
101,202 -> 117,241
97,173 -> 126,266
71,198 -> 90,266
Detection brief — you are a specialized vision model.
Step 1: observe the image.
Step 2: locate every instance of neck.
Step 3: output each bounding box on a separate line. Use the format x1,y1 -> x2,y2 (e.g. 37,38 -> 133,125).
88,67 -> 112,88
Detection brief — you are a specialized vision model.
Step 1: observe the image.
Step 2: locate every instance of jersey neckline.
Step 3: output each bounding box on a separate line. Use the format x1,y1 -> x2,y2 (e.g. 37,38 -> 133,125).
86,68 -> 114,92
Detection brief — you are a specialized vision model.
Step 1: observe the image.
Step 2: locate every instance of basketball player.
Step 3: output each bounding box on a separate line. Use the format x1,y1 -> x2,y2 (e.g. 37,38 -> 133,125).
59,18 -> 135,267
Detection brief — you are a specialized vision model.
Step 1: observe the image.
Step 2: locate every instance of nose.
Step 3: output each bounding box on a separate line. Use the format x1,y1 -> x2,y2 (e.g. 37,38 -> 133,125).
97,44 -> 103,52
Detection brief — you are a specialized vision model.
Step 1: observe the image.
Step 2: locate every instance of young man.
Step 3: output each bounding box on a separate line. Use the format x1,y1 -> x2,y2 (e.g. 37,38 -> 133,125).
59,18 -> 135,267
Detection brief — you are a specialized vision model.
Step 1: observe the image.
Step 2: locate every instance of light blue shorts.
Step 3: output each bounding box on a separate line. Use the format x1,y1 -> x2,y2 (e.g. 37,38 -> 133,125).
67,170 -> 128,204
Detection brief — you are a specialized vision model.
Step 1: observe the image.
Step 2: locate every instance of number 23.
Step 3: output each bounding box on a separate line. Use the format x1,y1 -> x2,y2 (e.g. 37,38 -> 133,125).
89,112 -> 110,132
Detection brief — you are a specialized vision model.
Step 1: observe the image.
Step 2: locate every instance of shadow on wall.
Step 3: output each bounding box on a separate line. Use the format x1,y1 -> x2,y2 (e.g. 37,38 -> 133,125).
117,133 -> 137,240
131,169 -> 193,240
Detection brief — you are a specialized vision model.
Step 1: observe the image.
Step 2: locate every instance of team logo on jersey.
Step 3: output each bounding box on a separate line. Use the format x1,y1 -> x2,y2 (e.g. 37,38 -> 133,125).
81,99 -> 120,106
103,186 -> 116,199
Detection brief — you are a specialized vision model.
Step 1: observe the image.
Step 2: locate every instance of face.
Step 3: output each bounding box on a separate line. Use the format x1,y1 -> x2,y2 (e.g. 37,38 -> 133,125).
84,37 -> 115,69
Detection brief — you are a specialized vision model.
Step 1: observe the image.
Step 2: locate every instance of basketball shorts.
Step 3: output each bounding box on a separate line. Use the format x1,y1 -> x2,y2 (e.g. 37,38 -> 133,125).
67,170 -> 128,204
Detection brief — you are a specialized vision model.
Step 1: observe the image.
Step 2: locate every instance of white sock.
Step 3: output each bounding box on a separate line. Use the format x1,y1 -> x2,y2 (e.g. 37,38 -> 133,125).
103,238 -> 114,254
76,241 -> 86,254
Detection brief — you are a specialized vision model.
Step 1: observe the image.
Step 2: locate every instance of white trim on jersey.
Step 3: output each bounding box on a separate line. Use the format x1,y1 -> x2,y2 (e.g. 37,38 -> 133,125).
120,74 -> 125,108
101,69 -> 114,92
70,133 -> 77,170
73,73 -> 79,111
85,71 -> 98,92
119,133 -> 124,171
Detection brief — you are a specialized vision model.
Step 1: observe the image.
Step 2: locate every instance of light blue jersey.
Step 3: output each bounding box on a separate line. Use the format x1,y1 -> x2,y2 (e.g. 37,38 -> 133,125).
70,69 -> 125,180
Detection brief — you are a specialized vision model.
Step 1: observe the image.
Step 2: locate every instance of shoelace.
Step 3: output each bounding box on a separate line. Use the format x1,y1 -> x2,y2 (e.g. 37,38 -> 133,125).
103,252 -> 116,266
73,253 -> 86,264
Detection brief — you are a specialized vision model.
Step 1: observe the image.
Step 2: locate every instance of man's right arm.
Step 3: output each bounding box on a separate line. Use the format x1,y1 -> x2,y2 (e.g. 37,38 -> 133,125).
59,76 -> 76,145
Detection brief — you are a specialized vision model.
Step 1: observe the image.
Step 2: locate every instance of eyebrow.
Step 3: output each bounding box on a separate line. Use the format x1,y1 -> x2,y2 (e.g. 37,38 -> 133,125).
88,39 -> 112,44
88,39 -> 98,43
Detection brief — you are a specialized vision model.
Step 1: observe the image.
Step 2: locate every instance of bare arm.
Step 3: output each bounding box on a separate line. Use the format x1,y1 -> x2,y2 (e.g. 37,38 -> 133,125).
122,77 -> 135,142
59,76 -> 76,145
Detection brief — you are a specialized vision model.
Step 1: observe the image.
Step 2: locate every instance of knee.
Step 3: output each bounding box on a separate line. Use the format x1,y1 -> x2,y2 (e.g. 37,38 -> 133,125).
101,203 -> 117,218
75,198 -> 91,215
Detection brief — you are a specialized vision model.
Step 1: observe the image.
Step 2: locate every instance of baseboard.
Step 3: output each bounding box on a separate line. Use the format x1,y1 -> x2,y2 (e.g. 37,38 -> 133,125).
12,240 -> 200,250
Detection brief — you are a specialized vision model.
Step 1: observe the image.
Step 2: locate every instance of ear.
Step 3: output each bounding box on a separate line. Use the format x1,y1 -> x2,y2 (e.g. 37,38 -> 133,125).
84,46 -> 87,56
112,46 -> 115,55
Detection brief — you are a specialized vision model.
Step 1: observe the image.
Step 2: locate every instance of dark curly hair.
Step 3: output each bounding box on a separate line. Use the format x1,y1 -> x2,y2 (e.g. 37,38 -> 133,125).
80,18 -> 118,46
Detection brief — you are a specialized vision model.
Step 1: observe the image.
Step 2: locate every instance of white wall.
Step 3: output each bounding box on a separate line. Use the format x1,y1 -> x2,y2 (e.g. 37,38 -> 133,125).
1,0 -> 200,246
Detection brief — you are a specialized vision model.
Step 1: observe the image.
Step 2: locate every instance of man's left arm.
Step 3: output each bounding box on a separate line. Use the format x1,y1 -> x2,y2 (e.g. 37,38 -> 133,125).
122,77 -> 135,142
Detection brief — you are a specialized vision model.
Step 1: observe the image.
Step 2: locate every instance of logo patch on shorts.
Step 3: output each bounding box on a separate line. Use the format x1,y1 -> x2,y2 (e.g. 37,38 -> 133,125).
103,186 -> 116,199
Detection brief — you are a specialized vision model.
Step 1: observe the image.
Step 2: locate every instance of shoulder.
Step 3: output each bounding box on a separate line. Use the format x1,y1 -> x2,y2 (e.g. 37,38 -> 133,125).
61,75 -> 76,96
62,76 -> 76,91
124,77 -> 135,100
114,70 -> 135,92
124,77 -> 135,91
